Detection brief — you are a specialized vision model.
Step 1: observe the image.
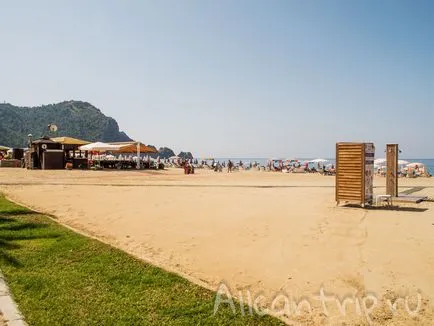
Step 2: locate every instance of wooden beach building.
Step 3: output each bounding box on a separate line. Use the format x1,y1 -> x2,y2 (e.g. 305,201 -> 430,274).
336,142 -> 375,206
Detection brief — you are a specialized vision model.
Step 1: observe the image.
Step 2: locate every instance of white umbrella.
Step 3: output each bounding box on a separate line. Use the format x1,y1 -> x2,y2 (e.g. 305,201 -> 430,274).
407,162 -> 424,168
374,158 -> 387,165
78,142 -> 122,152
374,159 -> 408,166
310,158 -> 328,163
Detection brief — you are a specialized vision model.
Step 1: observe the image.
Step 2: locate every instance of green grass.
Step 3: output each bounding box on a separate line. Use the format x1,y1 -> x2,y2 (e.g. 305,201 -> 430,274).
0,195 -> 282,325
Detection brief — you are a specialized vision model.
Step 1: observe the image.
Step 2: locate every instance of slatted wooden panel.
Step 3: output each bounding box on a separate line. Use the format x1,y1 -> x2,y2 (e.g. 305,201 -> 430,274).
386,144 -> 398,197
336,143 -> 365,205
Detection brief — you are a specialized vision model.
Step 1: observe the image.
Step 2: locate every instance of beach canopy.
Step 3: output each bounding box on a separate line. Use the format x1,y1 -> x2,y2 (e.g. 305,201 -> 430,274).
407,162 -> 424,168
109,142 -> 157,154
0,145 -> 10,151
78,142 -> 122,152
51,136 -> 90,146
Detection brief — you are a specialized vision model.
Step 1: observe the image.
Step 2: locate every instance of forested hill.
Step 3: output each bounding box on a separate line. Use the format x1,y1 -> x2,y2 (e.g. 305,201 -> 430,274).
0,101 -> 132,147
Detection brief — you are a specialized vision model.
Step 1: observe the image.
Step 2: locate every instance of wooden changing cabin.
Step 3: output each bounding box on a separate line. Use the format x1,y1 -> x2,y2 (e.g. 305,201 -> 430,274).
336,142 -> 375,206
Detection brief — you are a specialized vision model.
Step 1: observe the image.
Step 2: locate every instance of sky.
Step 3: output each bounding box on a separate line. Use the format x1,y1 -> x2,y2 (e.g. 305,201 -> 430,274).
0,0 -> 433,158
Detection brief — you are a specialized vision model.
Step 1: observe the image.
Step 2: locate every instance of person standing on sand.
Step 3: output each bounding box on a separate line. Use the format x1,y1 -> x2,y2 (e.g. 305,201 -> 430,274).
228,160 -> 233,173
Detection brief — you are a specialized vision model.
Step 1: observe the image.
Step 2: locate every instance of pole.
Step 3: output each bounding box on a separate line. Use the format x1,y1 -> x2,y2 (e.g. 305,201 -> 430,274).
386,144 -> 398,197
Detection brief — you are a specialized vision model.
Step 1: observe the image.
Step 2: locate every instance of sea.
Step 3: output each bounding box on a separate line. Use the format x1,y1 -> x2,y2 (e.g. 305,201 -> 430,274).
208,158 -> 434,173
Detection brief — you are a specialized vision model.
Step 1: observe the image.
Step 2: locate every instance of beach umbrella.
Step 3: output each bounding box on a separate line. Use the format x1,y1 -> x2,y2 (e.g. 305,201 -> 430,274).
0,145 -> 10,151
374,158 -> 387,166
407,162 -> 424,168
310,158 -> 328,163
398,160 -> 410,166
78,142 -> 122,152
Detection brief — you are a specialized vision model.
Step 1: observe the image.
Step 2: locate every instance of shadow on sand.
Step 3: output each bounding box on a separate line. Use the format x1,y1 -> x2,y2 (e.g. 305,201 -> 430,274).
342,204 -> 428,213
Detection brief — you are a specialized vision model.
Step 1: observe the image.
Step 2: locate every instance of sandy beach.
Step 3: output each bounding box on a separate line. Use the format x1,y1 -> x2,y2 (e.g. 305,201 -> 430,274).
1,168 -> 434,324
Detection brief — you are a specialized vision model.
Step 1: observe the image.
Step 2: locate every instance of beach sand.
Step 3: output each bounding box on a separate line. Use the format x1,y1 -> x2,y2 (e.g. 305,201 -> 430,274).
1,168 -> 434,324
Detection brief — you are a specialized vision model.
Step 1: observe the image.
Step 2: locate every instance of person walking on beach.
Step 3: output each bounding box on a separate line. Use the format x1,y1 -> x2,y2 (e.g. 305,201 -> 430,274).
228,160 -> 233,173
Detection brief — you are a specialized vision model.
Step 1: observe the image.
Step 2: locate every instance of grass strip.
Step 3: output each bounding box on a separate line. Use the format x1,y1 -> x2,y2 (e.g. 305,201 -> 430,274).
0,195 -> 282,325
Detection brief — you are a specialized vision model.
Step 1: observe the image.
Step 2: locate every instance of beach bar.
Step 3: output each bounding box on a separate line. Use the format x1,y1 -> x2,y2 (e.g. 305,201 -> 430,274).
336,142 -> 375,206
27,137 -> 63,169
110,141 -> 158,169
24,137 -> 158,170
51,136 -> 90,169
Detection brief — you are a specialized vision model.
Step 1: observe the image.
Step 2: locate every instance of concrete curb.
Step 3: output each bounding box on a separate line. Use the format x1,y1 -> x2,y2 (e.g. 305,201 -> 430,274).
0,271 -> 27,326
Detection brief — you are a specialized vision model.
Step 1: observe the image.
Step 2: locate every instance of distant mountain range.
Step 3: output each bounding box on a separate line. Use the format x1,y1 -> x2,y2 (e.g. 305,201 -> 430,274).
0,101 -> 131,147
0,100 -> 193,159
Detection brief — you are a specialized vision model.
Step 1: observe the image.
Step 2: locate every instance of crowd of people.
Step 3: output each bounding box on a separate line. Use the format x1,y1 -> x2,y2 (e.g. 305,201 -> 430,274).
166,158 -> 336,175
267,160 -> 336,175
376,164 -> 431,178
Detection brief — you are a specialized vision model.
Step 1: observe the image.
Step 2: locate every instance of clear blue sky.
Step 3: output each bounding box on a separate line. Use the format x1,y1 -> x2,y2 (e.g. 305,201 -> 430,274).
1,0 -> 433,158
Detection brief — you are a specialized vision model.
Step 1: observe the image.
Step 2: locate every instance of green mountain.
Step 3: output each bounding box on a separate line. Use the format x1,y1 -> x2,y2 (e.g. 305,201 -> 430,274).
0,101 -> 132,147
